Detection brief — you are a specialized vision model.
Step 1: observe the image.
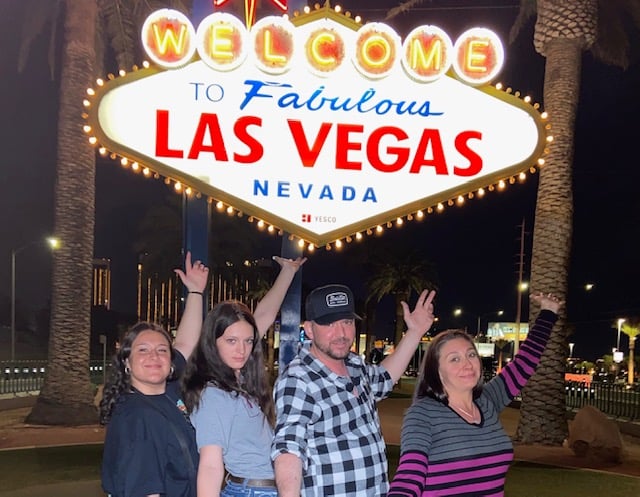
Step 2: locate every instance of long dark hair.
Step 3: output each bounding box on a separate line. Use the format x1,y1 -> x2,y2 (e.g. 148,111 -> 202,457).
99,322 -> 176,424
413,329 -> 484,404
182,301 -> 275,426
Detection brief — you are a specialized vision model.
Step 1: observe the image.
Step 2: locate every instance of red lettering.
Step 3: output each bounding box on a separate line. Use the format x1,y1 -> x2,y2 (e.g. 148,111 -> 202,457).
367,127 -> 409,172
155,110 -> 184,158
287,120 -> 332,167
336,124 -> 363,170
233,116 -> 263,163
409,129 -> 448,174
453,130 -> 482,176
187,113 -> 229,160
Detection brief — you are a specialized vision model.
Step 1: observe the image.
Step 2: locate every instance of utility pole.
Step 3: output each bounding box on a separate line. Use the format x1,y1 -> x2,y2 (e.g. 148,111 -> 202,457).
513,219 -> 526,356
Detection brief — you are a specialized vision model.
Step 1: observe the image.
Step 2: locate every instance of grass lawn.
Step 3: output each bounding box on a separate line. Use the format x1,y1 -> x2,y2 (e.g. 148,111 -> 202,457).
386,445 -> 640,496
0,445 -> 102,492
1,444 -> 639,496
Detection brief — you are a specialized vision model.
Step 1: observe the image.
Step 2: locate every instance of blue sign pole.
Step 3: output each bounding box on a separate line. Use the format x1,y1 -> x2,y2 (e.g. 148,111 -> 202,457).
189,0 -> 307,367
276,2 -> 308,372
184,1 -> 212,310
278,235 -> 303,370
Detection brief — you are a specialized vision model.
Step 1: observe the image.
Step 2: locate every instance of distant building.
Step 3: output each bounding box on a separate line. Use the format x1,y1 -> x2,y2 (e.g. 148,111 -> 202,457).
486,321 -> 529,341
136,257 -> 268,330
92,258 -> 112,309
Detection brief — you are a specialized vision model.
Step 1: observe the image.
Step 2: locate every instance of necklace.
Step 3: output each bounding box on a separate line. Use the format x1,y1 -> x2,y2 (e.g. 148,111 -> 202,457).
451,402 -> 477,421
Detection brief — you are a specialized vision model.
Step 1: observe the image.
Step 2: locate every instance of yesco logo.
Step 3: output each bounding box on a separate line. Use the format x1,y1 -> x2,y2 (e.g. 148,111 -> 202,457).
87,5 -> 547,247
326,292 -> 349,308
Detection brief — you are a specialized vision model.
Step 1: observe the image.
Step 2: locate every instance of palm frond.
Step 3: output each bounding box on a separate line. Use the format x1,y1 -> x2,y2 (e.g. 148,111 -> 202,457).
17,0 -> 61,77
590,0 -> 640,69
385,0 -> 430,21
509,0 -> 537,44
100,0 -> 139,69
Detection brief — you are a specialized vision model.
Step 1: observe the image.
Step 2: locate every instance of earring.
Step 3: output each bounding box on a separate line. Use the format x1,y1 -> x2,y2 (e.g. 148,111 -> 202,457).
170,366 -> 175,376
124,366 -> 131,375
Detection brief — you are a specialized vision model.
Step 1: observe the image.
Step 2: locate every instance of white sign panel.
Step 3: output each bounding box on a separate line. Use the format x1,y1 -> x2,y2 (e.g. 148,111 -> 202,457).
87,8 -> 547,247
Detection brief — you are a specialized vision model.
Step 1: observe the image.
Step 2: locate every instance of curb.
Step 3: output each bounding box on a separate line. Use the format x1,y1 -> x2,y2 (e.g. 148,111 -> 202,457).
0,395 -> 37,411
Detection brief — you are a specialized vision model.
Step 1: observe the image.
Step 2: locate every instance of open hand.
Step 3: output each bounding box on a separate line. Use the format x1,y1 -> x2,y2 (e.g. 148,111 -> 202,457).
175,251 -> 209,293
531,291 -> 564,314
273,255 -> 307,274
401,289 -> 437,334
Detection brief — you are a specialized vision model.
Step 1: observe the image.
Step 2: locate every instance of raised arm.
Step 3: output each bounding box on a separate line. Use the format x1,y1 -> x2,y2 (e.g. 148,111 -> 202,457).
486,292 -> 562,403
382,290 -> 436,383
173,251 -> 209,359
253,256 -> 306,338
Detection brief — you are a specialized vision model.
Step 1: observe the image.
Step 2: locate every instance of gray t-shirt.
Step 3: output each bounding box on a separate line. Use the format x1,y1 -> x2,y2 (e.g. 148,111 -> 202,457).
190,386 -> 274,479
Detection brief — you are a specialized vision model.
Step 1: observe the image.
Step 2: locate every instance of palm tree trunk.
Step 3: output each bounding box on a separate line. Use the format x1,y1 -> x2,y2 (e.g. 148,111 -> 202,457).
514,0 -> 597,446
27,0 -> 98,425
515,37 -> 581,445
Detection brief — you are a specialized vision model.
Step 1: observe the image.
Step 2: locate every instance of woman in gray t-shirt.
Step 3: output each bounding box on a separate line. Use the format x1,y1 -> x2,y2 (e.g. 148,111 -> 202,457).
183,256 -> 305,497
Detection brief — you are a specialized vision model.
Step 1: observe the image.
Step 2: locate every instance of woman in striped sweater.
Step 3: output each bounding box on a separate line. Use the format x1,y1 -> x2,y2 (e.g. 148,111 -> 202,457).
388,292 -> 563,497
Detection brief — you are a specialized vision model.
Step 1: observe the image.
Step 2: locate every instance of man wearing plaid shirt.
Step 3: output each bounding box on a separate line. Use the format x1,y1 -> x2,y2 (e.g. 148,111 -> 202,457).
272,284 -> 436,496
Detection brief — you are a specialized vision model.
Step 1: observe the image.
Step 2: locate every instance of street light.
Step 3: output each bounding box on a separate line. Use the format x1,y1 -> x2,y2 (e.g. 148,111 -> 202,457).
514,281 -> 529,356
452,308 -> 465,332
10,236 -> 60,365
616,318 -> 626,351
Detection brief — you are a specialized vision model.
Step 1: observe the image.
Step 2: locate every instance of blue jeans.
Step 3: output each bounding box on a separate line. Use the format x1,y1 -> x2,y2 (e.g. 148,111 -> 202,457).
221,480 -> 278,497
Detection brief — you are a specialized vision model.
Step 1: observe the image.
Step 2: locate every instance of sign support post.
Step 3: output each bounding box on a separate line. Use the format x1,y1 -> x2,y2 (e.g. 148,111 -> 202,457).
278,235 -> 303,370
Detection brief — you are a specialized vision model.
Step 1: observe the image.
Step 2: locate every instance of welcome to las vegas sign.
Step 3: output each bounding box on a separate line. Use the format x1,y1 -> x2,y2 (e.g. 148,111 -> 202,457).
85,4 -> 548,248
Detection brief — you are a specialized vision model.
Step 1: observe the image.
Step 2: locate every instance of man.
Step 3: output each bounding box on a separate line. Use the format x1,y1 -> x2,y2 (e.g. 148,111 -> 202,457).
272,284 -> 436,497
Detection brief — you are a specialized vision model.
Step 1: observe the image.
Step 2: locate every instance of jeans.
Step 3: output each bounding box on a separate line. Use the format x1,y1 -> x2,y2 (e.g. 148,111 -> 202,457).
221,480 -> 278,497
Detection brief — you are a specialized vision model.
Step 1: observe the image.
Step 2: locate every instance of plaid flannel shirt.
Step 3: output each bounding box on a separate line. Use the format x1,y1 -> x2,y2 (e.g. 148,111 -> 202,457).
272,342 -> 394,496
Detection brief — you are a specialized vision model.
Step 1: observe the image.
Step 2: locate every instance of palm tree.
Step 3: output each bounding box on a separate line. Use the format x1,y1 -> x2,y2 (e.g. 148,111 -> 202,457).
26,0 -> 100,425
365,246 -> 439,349
509,0 -> 640,445
386,0 -> 640,444
21,0 -> 193,425
621,321 -> 639,384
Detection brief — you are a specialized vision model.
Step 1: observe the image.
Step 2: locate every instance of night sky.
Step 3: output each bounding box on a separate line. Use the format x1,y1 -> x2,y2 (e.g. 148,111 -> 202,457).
1,0 -> 639,362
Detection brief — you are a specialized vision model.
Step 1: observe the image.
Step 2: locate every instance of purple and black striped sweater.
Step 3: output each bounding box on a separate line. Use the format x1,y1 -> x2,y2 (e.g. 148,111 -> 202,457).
388,309 -> 557,497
